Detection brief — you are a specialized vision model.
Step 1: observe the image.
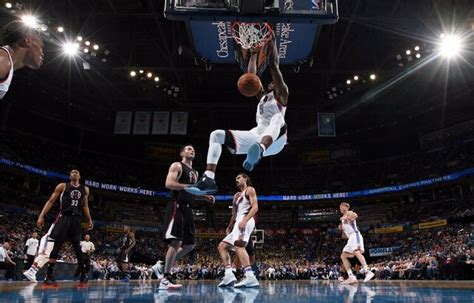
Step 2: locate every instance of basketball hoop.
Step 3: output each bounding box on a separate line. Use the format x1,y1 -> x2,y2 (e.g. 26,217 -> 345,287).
231,22 -> 273,50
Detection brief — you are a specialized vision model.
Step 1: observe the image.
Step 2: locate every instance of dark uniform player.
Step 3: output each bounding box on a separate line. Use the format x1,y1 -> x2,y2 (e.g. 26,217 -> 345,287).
37,169 -> 93,286
159,144 -> 215,290
116,226 -> 136,282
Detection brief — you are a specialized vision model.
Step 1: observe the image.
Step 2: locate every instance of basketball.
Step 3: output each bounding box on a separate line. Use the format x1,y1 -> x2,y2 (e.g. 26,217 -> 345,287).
237,73 -> 262,97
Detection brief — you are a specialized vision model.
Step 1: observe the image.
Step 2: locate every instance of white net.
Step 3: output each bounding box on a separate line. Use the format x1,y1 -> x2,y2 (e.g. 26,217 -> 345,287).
232,22 -> 273,50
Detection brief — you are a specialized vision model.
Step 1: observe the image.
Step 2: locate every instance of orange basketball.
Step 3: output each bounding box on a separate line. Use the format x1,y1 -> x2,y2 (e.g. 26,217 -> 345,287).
237,73 -> 262,97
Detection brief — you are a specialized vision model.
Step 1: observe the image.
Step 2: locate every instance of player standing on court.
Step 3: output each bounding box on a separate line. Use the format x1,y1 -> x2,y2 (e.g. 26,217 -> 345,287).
116,226 -> 136,282
217,173 -> 259,288
158,144 -> 215,290
339,202 -> 375,284
36,169 -> 93,286
186,34 -> 288,195
0,20 -> 44,99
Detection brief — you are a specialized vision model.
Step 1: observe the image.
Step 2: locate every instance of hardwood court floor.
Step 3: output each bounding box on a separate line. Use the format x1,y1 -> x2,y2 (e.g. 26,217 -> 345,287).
0,280 -> 473,302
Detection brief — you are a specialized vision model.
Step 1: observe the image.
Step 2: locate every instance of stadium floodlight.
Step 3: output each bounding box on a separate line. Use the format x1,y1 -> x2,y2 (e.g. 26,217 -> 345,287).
62,42 -> 79,56
130,71 -> 137,77
21,15 -> 39,28
438,34 -> 462,58
370,74 -> 376,80
346,80 -> 351,85
57,26 -> 64,33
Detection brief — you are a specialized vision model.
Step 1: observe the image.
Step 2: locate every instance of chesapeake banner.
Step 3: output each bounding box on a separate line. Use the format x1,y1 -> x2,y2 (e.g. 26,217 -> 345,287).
375,225 -> 404,234
1,157 -> 474,202
419,219 -> 448,229
369,246 -> 401,257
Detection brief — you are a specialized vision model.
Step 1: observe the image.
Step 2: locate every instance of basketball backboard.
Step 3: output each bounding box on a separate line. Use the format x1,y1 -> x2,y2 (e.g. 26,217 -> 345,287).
164,0 -> 338,66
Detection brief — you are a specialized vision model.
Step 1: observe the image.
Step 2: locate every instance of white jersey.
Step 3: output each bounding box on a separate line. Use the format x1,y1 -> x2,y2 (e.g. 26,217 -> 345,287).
0,47 -> 14,99
25,238 -> 39,256
341,216 -> 360,237
80,240 -> 95,254
234,188 -> 252,218
256,91 -> 286,127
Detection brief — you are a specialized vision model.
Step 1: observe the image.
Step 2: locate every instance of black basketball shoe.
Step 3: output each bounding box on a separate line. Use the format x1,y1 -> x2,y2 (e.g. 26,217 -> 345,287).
184,175 -> 218,195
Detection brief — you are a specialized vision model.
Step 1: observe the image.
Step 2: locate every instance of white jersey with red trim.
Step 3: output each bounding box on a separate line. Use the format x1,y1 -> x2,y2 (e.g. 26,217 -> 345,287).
341,216 -> 360,237
0,47 -> 14,99
256,91 -> 286,127
234,188 -> 252,218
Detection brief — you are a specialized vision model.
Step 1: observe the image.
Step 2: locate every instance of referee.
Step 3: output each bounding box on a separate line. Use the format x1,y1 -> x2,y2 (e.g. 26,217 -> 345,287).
80,234 -> 95,278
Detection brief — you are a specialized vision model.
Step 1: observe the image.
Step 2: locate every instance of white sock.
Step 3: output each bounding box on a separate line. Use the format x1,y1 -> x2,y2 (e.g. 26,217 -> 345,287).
225,267 -> 233,275
205,170 -> 215,179
347,269 -> 353,276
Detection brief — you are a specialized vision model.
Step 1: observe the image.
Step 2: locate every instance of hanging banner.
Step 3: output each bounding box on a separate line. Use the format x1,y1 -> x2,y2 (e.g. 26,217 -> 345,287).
170,112 -> 188,135
318,113 -> 336,137
152,112 -> 170,135
375,225 -> 404,234
133,111 -> 151,135
418,219 -> 448,229
114,112 -> 132,134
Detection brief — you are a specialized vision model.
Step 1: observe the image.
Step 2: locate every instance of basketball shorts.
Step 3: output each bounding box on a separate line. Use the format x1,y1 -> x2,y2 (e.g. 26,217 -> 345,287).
163,200 -> 196,245
225,124 -> 287,156
222,215 -> 255,247
117,250 -> 131,263
343,232 -> 365,254
49,215 -> 82,243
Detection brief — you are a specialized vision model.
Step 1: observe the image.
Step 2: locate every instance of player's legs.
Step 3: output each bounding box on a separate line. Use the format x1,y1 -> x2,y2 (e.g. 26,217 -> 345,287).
234,243 -> 259,288
353,250 -> 375,282
186,129 -> 259,195
243,113 -> 285,171
218,241 -> 237,287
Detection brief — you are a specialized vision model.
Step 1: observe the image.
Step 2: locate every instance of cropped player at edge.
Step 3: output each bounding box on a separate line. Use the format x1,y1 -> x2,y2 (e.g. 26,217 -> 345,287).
185,34 -> 289,195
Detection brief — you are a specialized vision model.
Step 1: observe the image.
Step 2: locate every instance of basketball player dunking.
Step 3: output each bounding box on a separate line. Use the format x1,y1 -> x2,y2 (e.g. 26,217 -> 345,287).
185,35 -> 288,195
218,173 -> 259,288
0,20 -> 44,99
36,169 -> 93,286
339,202 -> 375,284
158,145 -> 215,290
116,225 -> 136,282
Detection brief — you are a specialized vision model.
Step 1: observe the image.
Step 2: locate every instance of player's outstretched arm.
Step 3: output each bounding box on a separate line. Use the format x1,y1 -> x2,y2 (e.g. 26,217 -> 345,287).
268,37 -> 289,106
37,183 -> 65,228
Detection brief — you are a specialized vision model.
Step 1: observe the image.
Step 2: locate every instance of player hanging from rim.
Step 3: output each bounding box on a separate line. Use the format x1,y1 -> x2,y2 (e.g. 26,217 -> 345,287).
0,20 -> 44,99
186,34 -> 288,195
339,202 -> 375,284
116,225 -> 136,282
36,169 -> 93,286
217,173 -> 259,288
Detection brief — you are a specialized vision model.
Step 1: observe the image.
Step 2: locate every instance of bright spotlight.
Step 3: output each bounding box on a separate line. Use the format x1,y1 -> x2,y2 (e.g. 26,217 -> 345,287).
438,34 -> 462,58
353,75 -> 359,81
414,46 -> 420,51
147,72 -> 153,78
139,70 -> 144,74
40,26 -> 47,32
440,33 -> 446,39
154,76 -> 159,82
85,41 -> 91,46
405,50 -> 411,55
83,48 -> 89,53
77,36 -> 83,41
5,3 -> 12,9
21,15 -> 39,28
370,74 -> 376,80
62,42 -> 79,56
57,26 -> 64,33
416,53 -> 421,59
93,44 -> 99,50
346,80 -> 351,85
130,71 -> 137,77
